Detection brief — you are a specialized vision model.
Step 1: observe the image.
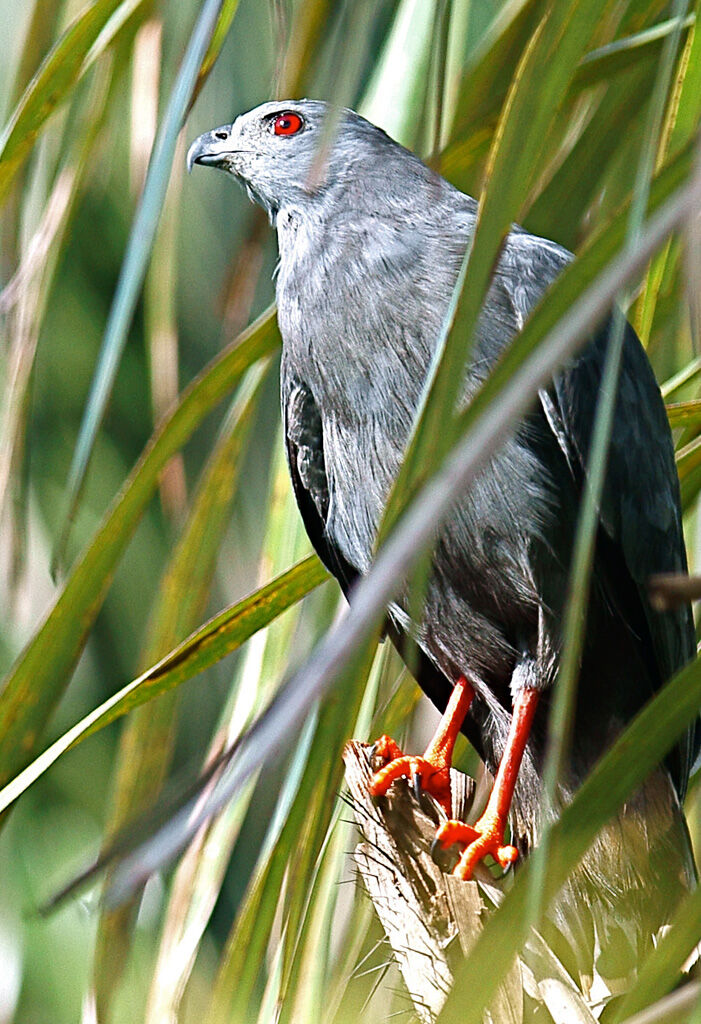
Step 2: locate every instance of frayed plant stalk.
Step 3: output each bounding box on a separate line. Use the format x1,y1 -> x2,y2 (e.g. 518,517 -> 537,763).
343,741 -> 523,1023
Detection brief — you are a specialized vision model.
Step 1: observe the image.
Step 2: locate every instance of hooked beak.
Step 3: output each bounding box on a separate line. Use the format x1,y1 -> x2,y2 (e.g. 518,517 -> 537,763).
186,126 -> 235,172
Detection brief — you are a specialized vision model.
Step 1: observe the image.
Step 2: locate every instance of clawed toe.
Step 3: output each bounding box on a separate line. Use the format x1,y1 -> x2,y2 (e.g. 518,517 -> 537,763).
435,817 -> 518,879
368,746 -> 452,815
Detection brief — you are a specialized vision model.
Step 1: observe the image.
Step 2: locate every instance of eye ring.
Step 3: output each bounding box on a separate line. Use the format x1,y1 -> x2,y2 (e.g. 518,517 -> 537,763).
271,111 -> 304,136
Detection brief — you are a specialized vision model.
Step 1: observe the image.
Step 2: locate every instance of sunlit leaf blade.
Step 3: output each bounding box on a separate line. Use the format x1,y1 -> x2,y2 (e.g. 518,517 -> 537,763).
0,0 -> 141,205
381,0 -> 617,544
454,140 -> 696,438
634,9 -> 701,343
574,13 -> 696,91
611,882 -> 701,1022
667,399 -> 701,428
0,554 -> 328,818
142,448 -> 319,1024
526,0 -> 693,935
447,0 -> 539,159
58,0 -> 237,568
189,0 -> 241,107
93,361 -> 271,1012
273,648 -> 389,1024
207,628 -> 378,1023
0,59 -> 114,582
0,309 -> 279,794
438,652 -> 701,1024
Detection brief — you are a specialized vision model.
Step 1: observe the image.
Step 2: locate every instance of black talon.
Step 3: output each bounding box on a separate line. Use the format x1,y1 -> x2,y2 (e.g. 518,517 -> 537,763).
412,772 -> 423,802
431,834 -> 458,872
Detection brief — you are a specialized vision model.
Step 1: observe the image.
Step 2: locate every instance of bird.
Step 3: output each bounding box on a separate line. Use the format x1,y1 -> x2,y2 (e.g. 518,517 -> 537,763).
187,100 -> 696,901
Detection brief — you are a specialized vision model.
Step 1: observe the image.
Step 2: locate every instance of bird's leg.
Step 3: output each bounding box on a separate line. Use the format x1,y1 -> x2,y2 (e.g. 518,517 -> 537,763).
435,686 -> 539,879
369,675 -> 475,815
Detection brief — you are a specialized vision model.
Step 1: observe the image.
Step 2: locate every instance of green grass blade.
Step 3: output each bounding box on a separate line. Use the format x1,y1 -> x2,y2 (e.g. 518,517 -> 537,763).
453,142 -> 695,439
0,554 -> 328,817
574,14 -> 696,91
143,448 -> 321,1023
0,309 -> 279,793
527,0 -> 692,928
612,883 -> 701,1021
0,0 -> 141,205
0,59 -> 114,566
58,0 -> 238,567
207,632 -> 378,1023
190,0 -> 242,108
379,0 -> 618,546
634,7 -> 701,343
666,399 -> 701,428
662,355 -> 701,397
93,361 -> 270,1012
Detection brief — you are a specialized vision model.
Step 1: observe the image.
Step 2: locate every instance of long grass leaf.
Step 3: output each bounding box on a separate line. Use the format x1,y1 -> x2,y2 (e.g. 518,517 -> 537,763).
0,555 -> 328,817
93,362 -> 270,1011
0,309 -> 279,793
666,399 -> 701,428
528,0 -> 692,930
58,0 -> 239,566
0,0 -> 143,204
208,632 -> 378,1023
143,446 -> 319,1024
381,0 -> 617,544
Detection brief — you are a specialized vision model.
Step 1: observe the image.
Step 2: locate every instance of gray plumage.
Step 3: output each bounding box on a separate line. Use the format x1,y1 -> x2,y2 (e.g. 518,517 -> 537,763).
188,102 -> 696,989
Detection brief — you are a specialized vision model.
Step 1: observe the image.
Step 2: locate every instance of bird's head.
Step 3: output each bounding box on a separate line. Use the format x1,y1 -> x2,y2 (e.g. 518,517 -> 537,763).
187,99 -> 413,222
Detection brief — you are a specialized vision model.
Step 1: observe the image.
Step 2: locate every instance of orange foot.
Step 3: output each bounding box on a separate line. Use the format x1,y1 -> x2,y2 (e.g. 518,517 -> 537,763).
435,812 -> 518,880
370,735 -> 452,813
368,676 -> 474,817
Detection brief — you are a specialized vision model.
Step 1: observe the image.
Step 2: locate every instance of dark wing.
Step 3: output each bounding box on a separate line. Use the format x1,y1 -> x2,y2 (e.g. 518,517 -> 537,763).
281,373 -> 479,752
283,376 -> 358,597
496,230 -> 696,796
548,317 -> 698,797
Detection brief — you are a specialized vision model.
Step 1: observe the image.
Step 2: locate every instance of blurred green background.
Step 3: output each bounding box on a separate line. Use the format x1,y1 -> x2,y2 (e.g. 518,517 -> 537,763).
0,0 -> 700,1021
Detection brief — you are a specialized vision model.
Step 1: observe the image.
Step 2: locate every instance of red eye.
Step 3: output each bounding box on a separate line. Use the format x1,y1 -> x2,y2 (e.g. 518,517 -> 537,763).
272,111 -> 304,136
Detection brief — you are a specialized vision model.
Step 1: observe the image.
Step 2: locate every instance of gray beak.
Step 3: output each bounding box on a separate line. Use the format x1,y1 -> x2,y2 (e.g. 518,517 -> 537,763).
186,126 -> 234,172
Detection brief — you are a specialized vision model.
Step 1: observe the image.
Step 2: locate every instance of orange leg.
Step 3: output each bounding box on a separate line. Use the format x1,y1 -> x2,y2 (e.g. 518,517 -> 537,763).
369,675 -> 475,815
435,686 -> 539,879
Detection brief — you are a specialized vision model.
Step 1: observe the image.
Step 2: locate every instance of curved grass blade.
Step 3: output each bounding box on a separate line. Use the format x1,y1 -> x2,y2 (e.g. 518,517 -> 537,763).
99,147 -> 701,905
574,13 -> 696,91
452,142 -> 696,439
207,627 -> 379,1024
662,355 -> 701,398
0,308 -> 279,794
526,0 -> 693,931
0,59 -> 114,578
381,0 -> 618,543
611,882 -> 701,1022
143,448 -> 319,1024
93,361 -> 270,1013
667,399 -> 701,429
442,5 -> 688,201
634,9 -> 701,343
0,555 -> 328,818
57,0 -> 239,569
189,0 -> 241,109
0,0 -> 149,205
